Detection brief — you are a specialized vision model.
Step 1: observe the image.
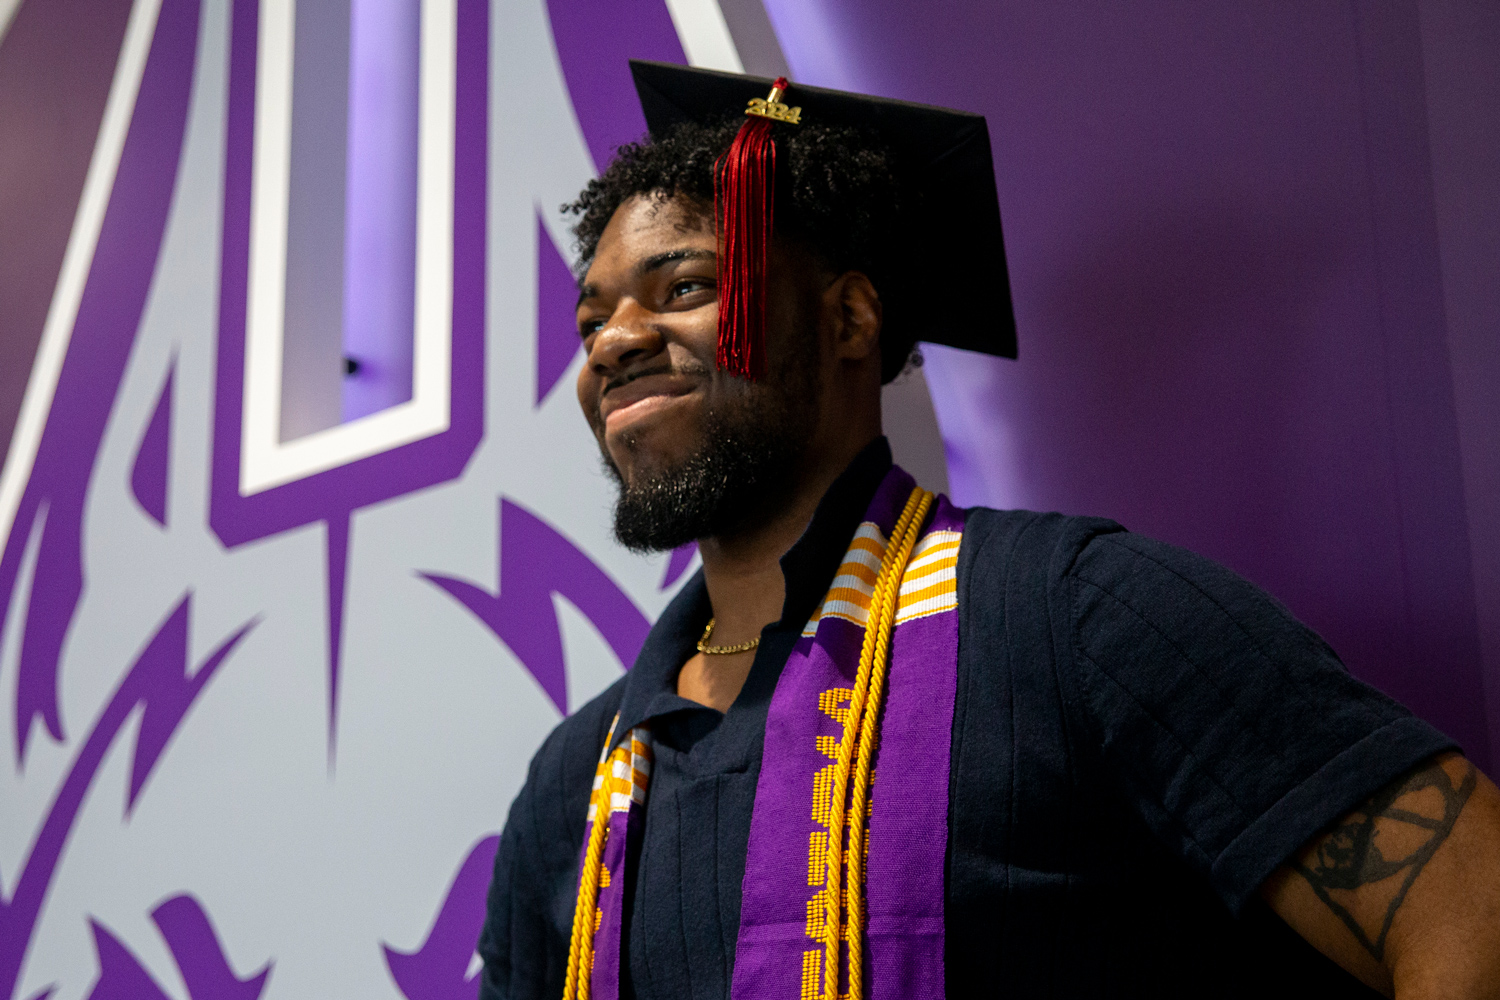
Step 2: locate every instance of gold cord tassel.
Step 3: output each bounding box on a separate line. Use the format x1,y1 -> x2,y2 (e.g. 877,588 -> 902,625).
563,719 -> 620,1000
822,487 -> 934,1000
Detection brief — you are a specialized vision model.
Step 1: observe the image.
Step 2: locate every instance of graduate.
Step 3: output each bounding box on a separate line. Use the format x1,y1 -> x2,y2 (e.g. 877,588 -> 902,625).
478,64 -> 1500,999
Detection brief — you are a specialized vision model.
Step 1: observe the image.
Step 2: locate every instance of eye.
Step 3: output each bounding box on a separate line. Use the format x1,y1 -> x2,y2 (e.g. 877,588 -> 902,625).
578,317 -> 605,338
669,279 -> 713,300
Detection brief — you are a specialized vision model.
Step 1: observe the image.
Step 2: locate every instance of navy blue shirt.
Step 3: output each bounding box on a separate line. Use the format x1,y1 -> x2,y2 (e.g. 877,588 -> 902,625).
478,440 -> 1453,998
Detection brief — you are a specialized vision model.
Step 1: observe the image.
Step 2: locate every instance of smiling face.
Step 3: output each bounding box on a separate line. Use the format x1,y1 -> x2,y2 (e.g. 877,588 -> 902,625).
575,194 -> 729,475
575,193 -> 827,551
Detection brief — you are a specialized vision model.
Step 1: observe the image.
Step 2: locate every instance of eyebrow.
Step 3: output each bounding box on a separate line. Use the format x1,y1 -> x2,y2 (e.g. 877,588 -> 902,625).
575,248 -> 717,308
640,247 -> 716,273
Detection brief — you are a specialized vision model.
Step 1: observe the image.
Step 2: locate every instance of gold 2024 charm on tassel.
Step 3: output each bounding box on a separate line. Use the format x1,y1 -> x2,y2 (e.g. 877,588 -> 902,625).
745,80 -> 801,124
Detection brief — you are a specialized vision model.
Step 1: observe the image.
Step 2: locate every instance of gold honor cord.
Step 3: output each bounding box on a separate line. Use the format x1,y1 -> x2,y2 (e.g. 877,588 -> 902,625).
822,487 -> 935,1000
564,717 -> 620,1000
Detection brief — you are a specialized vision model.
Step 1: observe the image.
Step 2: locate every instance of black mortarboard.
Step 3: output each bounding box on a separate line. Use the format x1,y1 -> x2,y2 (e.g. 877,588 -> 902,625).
629,60 -> 1018,363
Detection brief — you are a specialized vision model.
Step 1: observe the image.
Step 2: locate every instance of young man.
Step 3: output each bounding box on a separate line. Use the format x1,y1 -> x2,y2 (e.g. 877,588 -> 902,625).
478,64 -> 1500,999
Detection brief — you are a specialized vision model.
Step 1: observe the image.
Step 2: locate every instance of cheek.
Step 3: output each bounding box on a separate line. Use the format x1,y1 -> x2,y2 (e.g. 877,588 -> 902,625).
676,306 -> 721,365
765,286 -> 822,361
575,359 -> 601,429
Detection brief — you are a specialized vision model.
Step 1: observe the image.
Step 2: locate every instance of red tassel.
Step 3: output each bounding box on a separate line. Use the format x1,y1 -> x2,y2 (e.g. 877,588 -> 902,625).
714,83 -> 786,381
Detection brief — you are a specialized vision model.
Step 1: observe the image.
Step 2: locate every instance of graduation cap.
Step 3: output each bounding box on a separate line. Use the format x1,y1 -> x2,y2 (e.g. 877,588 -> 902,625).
628,60 -> 1018,380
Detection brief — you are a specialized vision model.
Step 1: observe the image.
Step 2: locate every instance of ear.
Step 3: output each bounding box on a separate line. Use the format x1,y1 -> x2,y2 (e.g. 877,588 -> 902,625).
823,271 -> 882,363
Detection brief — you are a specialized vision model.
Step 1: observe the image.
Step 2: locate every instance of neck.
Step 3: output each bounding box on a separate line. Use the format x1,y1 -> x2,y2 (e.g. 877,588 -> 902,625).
698,428 -> 876,648
674,430 -> 877,713
673,348 -> 883,711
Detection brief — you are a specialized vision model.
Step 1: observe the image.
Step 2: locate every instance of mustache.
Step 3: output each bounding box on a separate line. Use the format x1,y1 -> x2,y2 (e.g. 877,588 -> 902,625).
592,358 -> 717,427
602,357 -> 714,395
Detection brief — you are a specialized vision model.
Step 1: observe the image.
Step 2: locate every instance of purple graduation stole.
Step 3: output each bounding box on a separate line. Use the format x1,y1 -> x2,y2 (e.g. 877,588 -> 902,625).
732,468 -> 962,1000
566,467 -> 962,1000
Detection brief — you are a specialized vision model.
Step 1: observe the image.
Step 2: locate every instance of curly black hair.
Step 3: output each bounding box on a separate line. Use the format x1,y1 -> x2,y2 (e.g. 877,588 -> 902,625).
564,117 -> 920,383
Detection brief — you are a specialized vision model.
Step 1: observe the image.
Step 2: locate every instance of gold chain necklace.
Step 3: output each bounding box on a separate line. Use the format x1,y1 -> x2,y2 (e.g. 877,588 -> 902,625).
696,617 -> 760,655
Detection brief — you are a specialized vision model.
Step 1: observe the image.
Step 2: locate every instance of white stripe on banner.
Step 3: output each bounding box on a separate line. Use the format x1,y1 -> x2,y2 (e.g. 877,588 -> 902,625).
240,0 -> 456,495
0,0 -> 25,46
0,0 -> 163,550
664,0 -> 744,74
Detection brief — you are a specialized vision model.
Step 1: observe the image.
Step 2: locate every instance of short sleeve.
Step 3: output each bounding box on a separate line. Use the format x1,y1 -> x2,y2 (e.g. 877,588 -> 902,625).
1062,531 -> 1456,913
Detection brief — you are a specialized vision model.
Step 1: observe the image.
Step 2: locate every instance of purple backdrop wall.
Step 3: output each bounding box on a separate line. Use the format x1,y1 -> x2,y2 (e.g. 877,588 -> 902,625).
762,0 -> 1499,770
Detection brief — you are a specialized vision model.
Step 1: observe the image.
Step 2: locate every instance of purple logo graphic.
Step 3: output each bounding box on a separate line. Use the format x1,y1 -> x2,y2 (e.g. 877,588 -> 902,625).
544,0 -> 685,173
384,836 -> 500,1000
0,595 -> 257,1000
536,216 -> 583,406
87,895 -> 270,1000
0,0 -> 200,768
423,498 -> 650,715
661,541 -> 697,591
130,362 -> 174,527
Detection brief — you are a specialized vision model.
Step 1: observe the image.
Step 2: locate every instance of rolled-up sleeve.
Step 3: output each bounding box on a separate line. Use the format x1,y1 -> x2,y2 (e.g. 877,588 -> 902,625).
1062,531 -> 1456,913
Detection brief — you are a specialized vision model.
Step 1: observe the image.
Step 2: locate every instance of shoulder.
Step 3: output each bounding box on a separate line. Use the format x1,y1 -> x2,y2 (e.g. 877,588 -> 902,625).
1060,528 -> 1368,717
498,677 -> 628,901
954,507 -> 1124,632
956,508 -> 1406,735
957,507 -> 1123,577
1068,530 -> 1307,641
480,682 -> 626,1000
955,506 -> 1332,667
522,675 -> 628,805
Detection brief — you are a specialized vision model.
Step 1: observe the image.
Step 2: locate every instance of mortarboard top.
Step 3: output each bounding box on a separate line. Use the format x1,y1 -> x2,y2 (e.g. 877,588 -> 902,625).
629,60 -> 1018,360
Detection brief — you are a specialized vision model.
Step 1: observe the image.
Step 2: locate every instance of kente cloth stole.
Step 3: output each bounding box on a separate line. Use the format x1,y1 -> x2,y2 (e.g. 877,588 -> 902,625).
566,722 -> 652,1000
569,467 -> 963,1000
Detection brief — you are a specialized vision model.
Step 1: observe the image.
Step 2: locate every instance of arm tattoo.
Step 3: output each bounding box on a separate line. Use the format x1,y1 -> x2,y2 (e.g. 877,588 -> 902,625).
1294,757 -> 1476,961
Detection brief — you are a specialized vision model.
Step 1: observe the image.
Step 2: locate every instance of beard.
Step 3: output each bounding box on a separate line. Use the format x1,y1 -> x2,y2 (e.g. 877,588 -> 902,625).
602,356 -> 820,554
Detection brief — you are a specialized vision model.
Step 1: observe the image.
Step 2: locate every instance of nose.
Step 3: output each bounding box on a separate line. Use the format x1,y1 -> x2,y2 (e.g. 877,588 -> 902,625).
587,298 -> 664,377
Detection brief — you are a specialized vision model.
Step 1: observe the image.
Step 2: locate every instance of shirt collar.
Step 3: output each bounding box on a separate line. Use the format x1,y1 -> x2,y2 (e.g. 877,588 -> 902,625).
610,437 -> 894,745
776,436 -> 894,630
